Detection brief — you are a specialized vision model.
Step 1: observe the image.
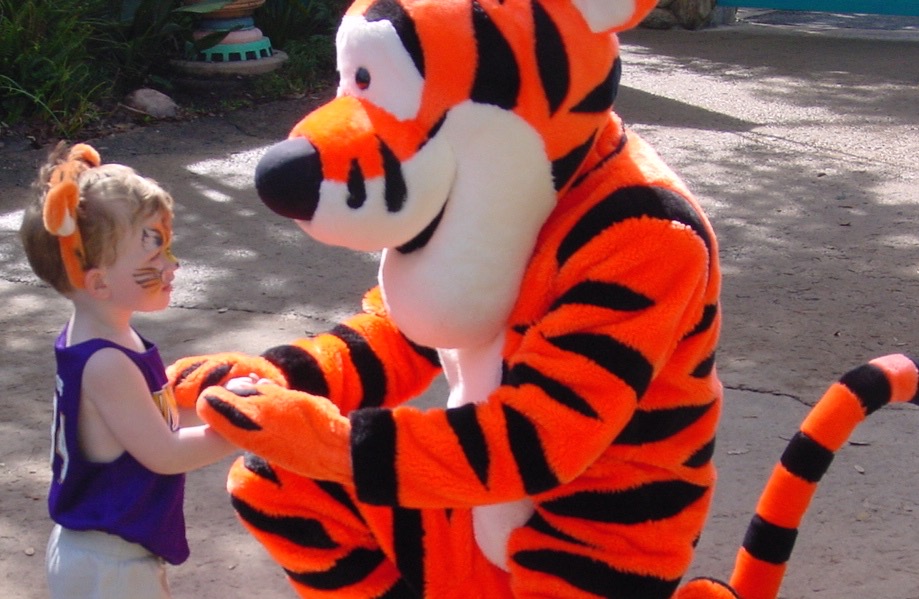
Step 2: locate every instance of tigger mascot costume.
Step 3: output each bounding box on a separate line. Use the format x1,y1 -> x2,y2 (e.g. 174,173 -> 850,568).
168,0 -> 919,597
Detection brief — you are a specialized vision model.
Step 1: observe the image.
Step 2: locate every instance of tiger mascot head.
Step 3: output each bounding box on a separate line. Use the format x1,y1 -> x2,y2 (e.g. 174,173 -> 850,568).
255,0 -> 658,349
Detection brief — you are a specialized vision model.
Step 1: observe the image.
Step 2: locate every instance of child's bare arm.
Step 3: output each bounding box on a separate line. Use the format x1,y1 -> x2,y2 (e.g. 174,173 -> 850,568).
178,406 -> 204,427
83,348 -> 237,475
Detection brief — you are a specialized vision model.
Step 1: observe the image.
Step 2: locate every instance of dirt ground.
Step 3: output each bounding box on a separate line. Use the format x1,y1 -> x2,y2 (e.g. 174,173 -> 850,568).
2,13 -> 919,599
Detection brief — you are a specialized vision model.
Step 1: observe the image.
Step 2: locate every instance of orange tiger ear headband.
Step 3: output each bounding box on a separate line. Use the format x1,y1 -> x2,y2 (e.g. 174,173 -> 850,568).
42,143 -> 102,290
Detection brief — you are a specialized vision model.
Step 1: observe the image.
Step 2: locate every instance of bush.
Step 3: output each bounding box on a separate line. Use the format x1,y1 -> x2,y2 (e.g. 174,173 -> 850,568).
255,0 -> 347,49
87,0 -> 206,89
0,0 -> 107,136
0,0 -> 212,137
0,0 -> 345,139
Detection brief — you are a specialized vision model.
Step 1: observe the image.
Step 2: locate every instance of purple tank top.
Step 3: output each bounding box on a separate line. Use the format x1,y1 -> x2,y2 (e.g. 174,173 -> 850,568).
47,328 -> 189,565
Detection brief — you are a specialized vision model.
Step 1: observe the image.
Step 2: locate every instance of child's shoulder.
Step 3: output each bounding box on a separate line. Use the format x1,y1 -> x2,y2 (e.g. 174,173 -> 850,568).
76,329 -> 158,392
61,320 -> 152,354
83,345 -> 148,385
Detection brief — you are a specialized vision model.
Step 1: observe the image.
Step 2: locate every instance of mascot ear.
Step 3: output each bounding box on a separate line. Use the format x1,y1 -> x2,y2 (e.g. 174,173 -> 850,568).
572,0 -> 658,33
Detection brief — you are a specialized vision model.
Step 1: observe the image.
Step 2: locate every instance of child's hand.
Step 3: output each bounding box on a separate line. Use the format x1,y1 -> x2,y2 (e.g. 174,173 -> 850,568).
167,353 -> 286,407
225,373 -> 277,394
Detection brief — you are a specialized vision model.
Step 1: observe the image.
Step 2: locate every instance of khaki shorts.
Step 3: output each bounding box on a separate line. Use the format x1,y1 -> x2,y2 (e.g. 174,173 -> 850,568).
46,524 -> 171,599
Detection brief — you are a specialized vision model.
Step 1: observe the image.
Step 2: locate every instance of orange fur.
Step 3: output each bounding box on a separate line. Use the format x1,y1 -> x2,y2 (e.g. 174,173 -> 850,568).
42,143 -> 101,289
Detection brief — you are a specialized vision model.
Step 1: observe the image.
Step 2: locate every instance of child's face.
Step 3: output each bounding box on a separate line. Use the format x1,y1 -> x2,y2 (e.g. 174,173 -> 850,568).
104,212 -> 179,313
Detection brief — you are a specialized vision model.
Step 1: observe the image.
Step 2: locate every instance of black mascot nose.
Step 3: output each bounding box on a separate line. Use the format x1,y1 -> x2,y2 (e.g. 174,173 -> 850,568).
255,137 -> 322,221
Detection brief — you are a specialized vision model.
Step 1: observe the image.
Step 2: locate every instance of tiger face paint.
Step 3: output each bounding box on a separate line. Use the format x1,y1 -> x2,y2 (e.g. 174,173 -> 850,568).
104,213 -> 179,313
133,225 -> 178,291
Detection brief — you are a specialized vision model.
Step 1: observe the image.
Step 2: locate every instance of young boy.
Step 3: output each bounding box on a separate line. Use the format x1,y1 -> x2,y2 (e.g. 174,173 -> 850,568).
19,142 -> 238,599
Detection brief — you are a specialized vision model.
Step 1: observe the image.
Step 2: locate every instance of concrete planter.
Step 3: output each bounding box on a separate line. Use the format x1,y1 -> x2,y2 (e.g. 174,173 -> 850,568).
643,0 -> 718,29
183,0 -> 266,19
172,0 -> 286,75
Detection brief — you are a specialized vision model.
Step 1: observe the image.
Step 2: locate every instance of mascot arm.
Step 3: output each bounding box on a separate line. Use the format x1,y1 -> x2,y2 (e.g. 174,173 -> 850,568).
169,287 -> 441,413
260,286 -> 442,415
353,214 -> 717,507
193,286 -> 443,480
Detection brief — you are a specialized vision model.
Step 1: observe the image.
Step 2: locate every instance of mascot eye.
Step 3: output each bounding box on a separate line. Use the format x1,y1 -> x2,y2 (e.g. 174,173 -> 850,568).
355,67 -> 371,90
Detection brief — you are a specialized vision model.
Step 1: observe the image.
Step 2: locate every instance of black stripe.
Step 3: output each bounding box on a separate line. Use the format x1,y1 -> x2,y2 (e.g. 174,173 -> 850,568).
392,508 -> 425,593
684,303 -> 718,339
366,0 -> 424,77
526,512 -> 588,547
504,362 -> 599,419
551,130 -> 595,191
691,353 -> 716,378
513,549 -> 680,598
377,579 -> 417,598
379,137 -> 407,212
571,58 -> 621,113
550,280 -> 654,313
285,547 -> 385,590
263,344 -> 330,397
547,332 -> 652,398
569,129 -> 628,191
742,514 -> 798,565
424,114 -> 445,145
839,363 -> 891,415
614,403 -> 714,445
557,186 -> 712,268
346,159 -> 366,209
911,356 -> 919,405
231,496 -> 338,549
242,452 -> 280,485
684,437 -> 716,468
533,0 -> 568,115
503,404 -> 560,494
240,456 -> 365,522
204,392 -> 261,430
445,404 -> 490,487
780,431 -> 834,483
470,0 -> 520,109
316,480 -> 365,521
396,205 -> 444,254
196,363 -> 232,396
351,408 -> 398,504
331,324 -> 387,408
543,480 -> 708,524
405,336 -> 441,368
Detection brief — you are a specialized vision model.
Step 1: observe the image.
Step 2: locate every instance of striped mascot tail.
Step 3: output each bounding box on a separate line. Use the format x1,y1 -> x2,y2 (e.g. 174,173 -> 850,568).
675,354 -> 919,599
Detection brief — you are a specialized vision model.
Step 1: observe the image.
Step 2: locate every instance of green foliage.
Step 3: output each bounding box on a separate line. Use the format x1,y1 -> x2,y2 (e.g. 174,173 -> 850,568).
0,0 -> 345,139
252,36 -> 337,99
86,1 -> 234,89
86,1 -> 192,88
248,0 -> 345,101
0,0 -> 107,136
0,0 -> 232,136
255,0 -> 347,49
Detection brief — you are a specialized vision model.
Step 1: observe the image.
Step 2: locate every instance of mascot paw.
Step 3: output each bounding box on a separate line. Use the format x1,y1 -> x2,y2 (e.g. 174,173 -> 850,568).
167,352 -> 286,408
198,383 -> 352,484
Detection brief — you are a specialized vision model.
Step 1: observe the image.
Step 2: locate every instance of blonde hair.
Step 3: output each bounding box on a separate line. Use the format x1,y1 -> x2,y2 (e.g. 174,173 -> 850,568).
20,142 -> 175,295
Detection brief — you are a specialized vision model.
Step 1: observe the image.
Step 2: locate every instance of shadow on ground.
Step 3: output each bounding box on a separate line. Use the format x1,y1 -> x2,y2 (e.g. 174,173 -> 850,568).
617,25 -> 919,400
